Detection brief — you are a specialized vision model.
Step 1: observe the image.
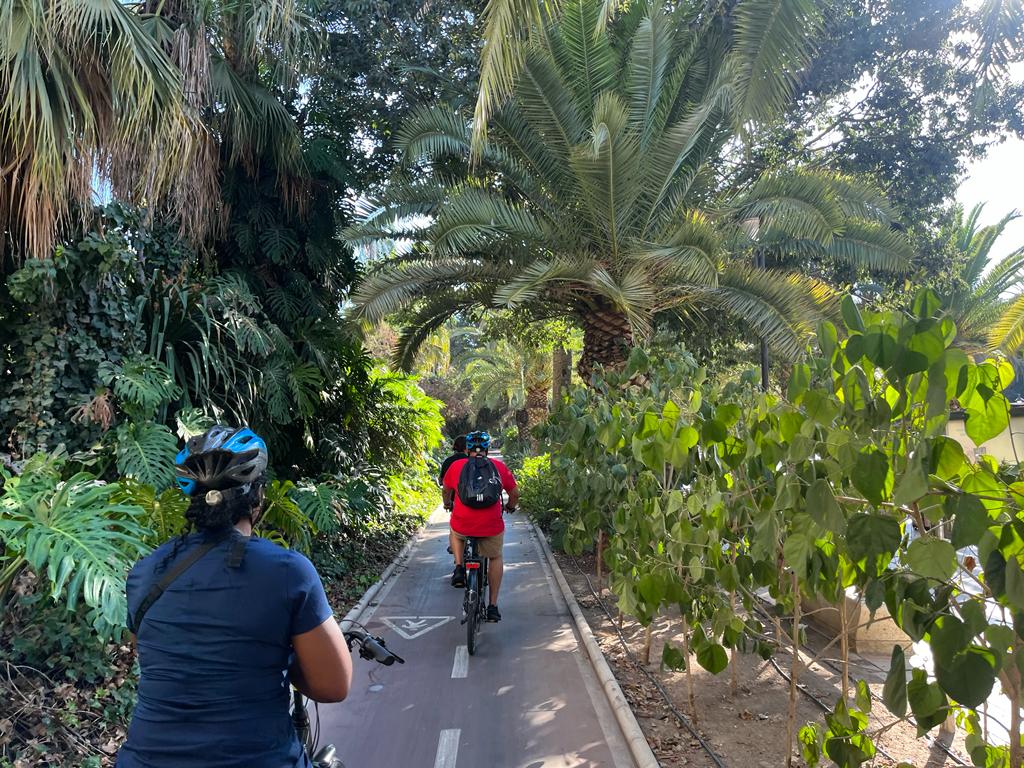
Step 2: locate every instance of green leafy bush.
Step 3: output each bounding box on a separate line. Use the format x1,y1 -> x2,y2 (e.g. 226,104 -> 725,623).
517,455 -> 566,540
388,464 -> 441,522
546,292 -> 1024,764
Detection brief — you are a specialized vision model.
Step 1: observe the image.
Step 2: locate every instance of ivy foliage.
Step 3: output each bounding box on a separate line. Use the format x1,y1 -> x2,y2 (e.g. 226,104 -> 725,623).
544,290 -> 1024,765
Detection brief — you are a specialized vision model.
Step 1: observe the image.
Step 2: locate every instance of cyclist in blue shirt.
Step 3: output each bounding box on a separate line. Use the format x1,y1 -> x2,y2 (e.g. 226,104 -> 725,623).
117,426 -> 352,768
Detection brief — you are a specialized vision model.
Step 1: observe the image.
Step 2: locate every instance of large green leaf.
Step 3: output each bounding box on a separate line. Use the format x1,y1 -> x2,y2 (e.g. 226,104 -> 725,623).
0,463 -> 152,634
846,514 -> 901,565
114,422 -> 179,489
883,646 -> 907,717
934,647 -> 997,708
905,538 -> 956,582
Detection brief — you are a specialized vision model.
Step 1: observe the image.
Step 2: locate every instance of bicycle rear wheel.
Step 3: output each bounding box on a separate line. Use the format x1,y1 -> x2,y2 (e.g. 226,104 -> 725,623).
466,570 -> 479,655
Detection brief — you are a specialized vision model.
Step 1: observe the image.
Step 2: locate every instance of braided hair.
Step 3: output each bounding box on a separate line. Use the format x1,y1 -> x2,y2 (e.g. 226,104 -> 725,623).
157,483 -> 265,572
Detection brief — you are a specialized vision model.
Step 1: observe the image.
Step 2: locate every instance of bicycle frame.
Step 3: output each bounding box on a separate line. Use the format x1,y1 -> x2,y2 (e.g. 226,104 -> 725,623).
462,537 -> 489,655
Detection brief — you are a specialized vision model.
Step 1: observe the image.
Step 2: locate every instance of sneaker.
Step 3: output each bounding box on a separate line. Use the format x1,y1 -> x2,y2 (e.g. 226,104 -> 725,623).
451,565 -> 466,588
486,605 -> 501,622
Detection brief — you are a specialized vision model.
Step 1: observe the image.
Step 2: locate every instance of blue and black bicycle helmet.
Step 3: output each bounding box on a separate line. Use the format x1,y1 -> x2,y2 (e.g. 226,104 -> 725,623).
175,426 -> 268,496
466,431 -> 491,451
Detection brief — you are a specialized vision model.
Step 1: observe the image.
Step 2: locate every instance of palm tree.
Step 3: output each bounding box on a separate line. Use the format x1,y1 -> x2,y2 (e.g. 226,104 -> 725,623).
348,0 -> 911,379
0,0 -> 317,261
0,0 -> 203,258
938,204 -> 1024,353
470,0 -> 826,156
461,338 -> 550,441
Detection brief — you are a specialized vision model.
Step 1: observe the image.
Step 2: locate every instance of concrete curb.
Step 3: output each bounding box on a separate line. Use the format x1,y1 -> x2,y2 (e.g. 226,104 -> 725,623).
531,522 -> 661,768
339,519 -> 423,631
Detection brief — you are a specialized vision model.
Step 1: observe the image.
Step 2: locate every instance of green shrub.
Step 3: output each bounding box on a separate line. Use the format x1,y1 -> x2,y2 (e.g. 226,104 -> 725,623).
389,464 -> 441,522
517,454 -> 567,542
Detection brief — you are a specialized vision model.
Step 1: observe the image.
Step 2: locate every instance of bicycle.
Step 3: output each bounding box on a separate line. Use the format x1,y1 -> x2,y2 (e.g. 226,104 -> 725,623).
292,624 -> 404,767
461,536 -> 489,655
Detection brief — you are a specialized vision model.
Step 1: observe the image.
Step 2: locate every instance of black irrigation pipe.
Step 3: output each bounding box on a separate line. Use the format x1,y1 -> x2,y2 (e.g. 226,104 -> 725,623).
568,555 -> 729,768
751,598 -> 970,767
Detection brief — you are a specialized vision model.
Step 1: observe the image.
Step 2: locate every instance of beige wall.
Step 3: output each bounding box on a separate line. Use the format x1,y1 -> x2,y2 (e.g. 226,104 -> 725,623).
945,415 -> 1024,463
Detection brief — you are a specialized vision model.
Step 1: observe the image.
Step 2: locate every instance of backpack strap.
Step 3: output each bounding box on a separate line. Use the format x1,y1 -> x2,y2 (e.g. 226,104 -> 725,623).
130,531 -> 231,634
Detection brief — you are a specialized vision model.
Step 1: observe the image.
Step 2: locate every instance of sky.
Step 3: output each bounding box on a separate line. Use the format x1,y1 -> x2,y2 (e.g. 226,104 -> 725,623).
957,135 -> 1024,260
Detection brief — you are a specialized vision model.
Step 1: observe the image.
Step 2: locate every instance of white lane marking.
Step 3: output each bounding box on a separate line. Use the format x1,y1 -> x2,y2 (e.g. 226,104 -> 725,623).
433,729 -> 460,768
380,615 -> 454,640
451,645 -> 469,678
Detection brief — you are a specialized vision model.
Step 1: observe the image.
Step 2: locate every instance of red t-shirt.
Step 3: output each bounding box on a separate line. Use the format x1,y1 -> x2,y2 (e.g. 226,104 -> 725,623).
443,457 -> 517,537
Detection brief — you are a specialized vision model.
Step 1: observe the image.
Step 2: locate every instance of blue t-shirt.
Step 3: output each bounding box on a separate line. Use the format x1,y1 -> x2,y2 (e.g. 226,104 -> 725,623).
117,531 -> 333,768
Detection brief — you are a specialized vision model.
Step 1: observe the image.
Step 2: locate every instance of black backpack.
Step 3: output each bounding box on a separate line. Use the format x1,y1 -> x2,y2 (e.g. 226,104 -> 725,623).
456,457 -> 503,509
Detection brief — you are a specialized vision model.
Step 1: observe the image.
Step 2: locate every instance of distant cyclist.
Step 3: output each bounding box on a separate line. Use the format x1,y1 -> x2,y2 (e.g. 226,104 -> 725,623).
442,430 -> 518,622
437,434 -> 467,488
117,426 -> 353,768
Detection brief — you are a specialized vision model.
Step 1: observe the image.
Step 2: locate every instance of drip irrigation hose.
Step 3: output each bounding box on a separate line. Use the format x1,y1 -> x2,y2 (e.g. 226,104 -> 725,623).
750,598 -> 970,767
568,555 -> 729,768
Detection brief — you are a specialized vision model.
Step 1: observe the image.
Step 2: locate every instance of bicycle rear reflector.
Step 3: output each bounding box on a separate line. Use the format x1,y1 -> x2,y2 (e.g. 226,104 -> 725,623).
465,562 -> 481,570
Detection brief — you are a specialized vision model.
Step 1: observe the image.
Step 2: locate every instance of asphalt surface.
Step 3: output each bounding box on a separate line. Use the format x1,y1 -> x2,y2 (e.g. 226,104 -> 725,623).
316,508 -> 634,768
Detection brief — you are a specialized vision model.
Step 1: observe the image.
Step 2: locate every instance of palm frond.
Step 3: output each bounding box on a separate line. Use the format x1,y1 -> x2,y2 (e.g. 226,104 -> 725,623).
553,0 -> 620,114
972,246 -> 1024,306
702,264 -> 838,360
493,257 -> 599,307
431,186 -> 553,256
570,91 -> 641,250
727,0 -> 822,125
625,6 -> 674,147
826,220 -> 913,273
735,170 -> 846,244
973,0 -> 1024,83
962,210 -> 1021,286
350,258 -> 514,323
394,293 -> 479,371
633,210 -> 723,286
991,292 -> 1024,353
516,45 -> 587,160
395,104 -> 473,163
471,0 -> 554,155
639,75 -> 734,226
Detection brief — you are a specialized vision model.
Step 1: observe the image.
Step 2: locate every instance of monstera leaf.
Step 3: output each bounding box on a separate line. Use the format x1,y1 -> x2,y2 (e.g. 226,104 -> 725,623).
113,422 -> 179,489
0,460 -> 151,634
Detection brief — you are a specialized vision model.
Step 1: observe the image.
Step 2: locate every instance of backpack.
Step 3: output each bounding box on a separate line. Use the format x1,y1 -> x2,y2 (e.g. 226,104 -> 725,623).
456,457 -> 503,509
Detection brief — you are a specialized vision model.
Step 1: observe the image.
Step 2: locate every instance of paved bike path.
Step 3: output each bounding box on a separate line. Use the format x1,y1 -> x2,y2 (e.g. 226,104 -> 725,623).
317,508 -> 633,768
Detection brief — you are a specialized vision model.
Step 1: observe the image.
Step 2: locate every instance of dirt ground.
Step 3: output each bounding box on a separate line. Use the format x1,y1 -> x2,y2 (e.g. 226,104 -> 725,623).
555,551 -> 971,768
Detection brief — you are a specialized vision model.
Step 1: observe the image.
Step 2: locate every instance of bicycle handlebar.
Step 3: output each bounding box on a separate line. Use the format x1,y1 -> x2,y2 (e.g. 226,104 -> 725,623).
343,628 -> 405,666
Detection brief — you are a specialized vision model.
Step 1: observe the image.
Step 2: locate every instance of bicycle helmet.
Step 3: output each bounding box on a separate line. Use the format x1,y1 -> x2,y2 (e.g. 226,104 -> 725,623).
466,431 -> 491,451
175,426 -> 268,496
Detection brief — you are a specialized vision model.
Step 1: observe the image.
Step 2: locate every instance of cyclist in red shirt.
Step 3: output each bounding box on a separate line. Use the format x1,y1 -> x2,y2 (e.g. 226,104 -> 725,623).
442,431 -> 518,622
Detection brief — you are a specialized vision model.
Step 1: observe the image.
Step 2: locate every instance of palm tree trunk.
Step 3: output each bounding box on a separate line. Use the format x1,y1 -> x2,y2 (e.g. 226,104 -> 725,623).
552,346 -> 568,405
578,306 -> 633,383
525,385 -> 548,450
514,407 -> 530,440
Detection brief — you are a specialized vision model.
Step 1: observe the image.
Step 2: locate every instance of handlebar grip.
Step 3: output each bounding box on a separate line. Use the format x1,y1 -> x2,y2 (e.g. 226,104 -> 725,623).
344,628 -> 405,666
362,636 -> 405,665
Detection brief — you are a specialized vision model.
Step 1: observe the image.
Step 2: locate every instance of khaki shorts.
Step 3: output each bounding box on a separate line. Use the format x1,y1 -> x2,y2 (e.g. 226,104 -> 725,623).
451,530 -> 504,559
